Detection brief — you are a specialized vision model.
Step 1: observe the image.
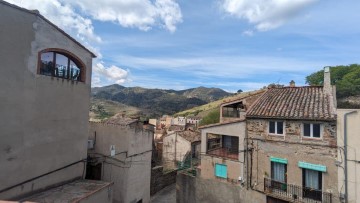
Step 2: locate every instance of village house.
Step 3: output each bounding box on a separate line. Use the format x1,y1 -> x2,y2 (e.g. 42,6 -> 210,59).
0,1 -> 113,202
87,115 -> 153,203
162,130 -> 201,170
198,91 -> 264,183
337,109 -> 360,203
173,116 -> 187,126
178,68 -> 342,203
245,67 -> 339,203
186,116 -> 202,126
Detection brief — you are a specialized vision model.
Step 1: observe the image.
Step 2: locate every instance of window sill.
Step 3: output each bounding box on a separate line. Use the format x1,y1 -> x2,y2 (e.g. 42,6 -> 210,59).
302,137 -> 322,141
268,133 -> 284,137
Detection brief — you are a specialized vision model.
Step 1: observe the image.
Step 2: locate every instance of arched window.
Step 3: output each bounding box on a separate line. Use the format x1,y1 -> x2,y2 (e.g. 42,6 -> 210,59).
38,49 -> 85,82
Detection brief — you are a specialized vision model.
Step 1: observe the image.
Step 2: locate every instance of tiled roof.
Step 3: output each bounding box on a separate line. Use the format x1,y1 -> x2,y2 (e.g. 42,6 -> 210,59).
178,130 -> 201,143
246,86 -> 336,121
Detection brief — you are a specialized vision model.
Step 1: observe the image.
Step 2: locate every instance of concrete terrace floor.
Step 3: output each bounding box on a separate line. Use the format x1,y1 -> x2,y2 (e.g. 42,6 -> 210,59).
151,184 -> 176,203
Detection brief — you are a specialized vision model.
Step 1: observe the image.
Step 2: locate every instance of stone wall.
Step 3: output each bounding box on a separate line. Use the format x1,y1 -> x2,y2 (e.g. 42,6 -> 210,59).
176,172 -> 265,203
246,119 -> 340,202
151,166 -> 177,196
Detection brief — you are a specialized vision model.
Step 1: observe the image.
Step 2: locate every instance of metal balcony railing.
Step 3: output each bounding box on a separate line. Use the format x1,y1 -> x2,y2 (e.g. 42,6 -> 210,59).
264,178 -> 332,203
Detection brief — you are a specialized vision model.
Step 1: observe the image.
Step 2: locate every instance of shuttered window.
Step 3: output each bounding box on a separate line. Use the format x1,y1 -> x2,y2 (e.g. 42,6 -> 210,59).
215,163 -> 227,178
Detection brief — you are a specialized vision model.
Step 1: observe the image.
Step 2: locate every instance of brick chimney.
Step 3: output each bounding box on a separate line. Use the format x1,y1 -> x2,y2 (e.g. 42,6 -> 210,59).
289,80 -> 295,87
323,66 -> 331,94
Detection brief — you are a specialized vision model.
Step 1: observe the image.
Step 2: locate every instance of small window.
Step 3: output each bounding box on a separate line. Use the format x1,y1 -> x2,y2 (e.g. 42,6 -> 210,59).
303,123 -> 321,138
269,121 -> 284,135
215,163 -> 227,178
39,50 -> 84,82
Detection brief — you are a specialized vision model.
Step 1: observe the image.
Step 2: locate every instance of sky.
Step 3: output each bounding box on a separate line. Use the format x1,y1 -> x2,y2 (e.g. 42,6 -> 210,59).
6,0 -> 360,92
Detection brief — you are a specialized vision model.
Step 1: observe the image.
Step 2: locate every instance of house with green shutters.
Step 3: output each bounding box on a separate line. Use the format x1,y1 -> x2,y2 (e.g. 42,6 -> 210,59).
245,67 -> 340,203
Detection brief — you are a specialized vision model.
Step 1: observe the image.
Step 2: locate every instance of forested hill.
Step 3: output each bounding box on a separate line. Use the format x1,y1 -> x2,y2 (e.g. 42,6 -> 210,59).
306,64 -> 360,108
90,84 -> 232,119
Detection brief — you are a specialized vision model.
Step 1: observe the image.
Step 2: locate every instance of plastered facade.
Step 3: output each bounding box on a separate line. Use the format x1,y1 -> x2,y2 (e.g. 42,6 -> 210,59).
337,109 -> 360,203
88,122 -> 153,203
0,2 -> 94,199
200,121 -> 246,182
162,133 -> 191,170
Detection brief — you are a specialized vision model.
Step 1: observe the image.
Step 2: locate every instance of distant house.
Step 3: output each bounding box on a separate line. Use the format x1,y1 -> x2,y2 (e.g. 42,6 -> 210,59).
87,119 -> 153,203
0,1 -> 112,202
186,116 -> 202,126
162,130 -> 201,170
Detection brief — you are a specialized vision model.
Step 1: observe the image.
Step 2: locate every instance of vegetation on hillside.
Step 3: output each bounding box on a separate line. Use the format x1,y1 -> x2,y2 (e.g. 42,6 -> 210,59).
199,109 -> 220,126
91,85 -> 232,118
306,64 -> 360,108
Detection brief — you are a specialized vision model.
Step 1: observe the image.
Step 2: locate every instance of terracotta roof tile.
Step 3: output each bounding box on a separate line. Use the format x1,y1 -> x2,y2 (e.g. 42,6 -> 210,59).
246,86 -> 336,121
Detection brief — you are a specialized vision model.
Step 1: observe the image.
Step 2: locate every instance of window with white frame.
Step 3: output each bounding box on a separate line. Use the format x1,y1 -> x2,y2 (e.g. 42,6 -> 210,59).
303,123 -> 321,138
269,121 -> 284,135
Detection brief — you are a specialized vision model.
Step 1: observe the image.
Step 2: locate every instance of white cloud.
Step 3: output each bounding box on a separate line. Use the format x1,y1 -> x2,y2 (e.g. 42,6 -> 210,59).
66,0 -> 182,32
113,54 -> 325,78
242,29 -> 254,36
6,0 -> 102,44
93,62 -> 129,85
221,0 -> 319,31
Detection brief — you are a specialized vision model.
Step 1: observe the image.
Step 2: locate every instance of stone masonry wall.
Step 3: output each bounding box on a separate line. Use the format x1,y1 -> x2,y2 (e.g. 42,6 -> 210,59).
176,172 -> 265,203
151,166 -> 177,196
246,119 -> 340,202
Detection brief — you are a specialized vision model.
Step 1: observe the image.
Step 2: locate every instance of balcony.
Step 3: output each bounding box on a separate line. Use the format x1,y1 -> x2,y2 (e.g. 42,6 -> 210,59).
264,178 -> 332,203
207,148 -> 239,160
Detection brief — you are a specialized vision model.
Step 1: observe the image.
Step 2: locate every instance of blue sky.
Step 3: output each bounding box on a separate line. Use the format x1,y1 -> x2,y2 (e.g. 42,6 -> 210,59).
7,0 -> 360,92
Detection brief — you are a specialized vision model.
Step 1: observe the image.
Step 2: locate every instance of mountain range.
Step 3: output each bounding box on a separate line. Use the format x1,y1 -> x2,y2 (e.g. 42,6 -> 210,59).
90,84 -> 232,120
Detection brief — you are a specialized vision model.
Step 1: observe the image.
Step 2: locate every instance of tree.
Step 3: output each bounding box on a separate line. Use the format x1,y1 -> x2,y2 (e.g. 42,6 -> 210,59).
305,64 -> 360,98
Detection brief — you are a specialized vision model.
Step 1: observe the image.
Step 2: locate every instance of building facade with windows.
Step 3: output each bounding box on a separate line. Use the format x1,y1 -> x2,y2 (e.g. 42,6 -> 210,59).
0,1 -> 112,202
199,92 -> 264,183
245,68 -> 340,203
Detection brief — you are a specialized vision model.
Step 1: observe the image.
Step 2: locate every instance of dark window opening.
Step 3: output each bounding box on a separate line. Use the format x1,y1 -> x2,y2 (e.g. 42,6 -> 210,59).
269,121 -> 284,135
222,102 -> 244,118
303,123 -> 321,138
302,169 -> 322,201
39,51 -> 83,81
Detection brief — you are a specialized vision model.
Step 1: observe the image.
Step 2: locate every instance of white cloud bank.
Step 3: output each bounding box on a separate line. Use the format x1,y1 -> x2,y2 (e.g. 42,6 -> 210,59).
5,0 -> 182,86
66,0 -> 182,33
221,0 -> 318,31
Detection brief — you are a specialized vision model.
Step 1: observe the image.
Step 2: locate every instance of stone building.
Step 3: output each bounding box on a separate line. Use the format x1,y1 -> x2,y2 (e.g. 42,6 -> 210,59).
180,68 -> 342,203
0,1 -> 112,202
87,120 -> 153,203
245,68 -> 339,203
337,109 -> 360,203
162,130 -> 201,170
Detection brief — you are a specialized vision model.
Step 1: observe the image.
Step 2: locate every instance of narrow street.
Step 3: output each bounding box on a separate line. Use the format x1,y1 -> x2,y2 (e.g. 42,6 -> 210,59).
150,184 -> 176,203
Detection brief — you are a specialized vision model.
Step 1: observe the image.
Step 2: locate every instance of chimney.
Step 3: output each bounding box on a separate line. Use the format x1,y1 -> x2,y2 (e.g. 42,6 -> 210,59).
289,80 -> 295,87
323,66 -> 331,94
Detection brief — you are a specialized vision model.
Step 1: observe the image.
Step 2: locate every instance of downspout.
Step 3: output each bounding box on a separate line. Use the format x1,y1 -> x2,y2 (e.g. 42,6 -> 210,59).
245,127 -> 249,189
344,110 -> 357,203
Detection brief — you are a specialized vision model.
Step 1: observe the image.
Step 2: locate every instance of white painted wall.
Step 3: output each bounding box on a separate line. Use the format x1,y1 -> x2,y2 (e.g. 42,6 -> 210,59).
337,109 -> 360,203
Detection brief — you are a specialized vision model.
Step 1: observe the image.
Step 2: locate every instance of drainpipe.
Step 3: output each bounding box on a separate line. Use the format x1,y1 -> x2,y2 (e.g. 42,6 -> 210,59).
344,110 -> 357,203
